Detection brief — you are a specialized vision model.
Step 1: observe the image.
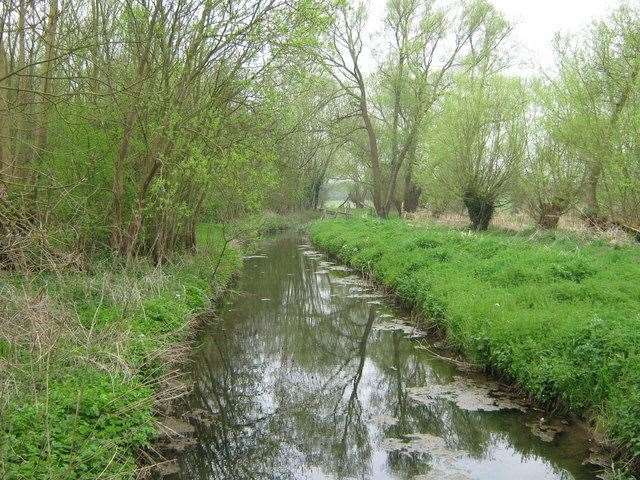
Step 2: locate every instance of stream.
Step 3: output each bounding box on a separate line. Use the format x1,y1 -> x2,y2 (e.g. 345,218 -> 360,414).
164,234 -> 599,480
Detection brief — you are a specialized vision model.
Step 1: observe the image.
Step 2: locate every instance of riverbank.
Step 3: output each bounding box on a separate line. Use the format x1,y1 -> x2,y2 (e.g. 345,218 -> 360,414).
162,231 -> 600,479
0,213 -> 306,480
310,217 -> 640,471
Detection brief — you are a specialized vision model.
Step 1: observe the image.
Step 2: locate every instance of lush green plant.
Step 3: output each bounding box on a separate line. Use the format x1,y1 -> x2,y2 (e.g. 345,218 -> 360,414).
547,5 -> 640,226
3,372 -> 154,480
423,75 -> 528,230
0,226 -> 243,479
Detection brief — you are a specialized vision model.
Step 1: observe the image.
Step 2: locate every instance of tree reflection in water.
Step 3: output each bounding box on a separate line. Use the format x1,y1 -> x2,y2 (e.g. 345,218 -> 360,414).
168,235 -> 596,480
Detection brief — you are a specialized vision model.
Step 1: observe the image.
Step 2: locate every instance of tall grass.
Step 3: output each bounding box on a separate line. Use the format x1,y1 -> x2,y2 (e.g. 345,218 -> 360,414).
0,225 -> 242,479
311,218 -> 640,464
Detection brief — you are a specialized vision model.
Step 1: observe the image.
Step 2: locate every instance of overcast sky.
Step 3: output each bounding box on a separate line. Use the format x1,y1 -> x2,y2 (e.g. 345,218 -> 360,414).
363,0 -> 621,75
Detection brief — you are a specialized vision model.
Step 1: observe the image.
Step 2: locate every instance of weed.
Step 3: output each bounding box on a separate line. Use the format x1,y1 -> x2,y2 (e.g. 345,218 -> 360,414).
0,224 -> 243,479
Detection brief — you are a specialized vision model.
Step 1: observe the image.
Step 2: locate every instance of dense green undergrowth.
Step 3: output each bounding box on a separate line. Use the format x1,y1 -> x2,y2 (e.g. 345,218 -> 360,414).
311,218 -> 640,463
0,223 -> 252,479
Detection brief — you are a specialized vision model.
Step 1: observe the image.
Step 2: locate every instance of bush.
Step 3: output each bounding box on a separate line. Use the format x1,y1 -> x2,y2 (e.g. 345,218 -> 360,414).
0,225 -> 243,478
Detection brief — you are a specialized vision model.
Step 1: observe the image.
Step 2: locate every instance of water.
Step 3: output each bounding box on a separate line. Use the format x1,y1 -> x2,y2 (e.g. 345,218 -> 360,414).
167,234 -> 597,480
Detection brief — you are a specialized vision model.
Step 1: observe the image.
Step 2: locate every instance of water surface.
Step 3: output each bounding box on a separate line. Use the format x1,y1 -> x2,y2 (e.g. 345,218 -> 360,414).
169,234 -> 597,480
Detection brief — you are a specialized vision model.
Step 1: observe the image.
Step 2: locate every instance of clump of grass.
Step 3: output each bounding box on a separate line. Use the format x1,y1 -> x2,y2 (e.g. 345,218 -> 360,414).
311,218 -> 640,465
0,225 -> 242,479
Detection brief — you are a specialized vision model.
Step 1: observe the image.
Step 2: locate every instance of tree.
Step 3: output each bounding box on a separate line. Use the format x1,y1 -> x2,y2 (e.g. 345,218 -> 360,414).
523,139 -> 583,229
552,5 -> 640,226
0,0 -> 336,269
600,92 -> 640,234
520,83 -> 585,229
380,0 -> 511,215
320,2 -> 386,215
425,75 -> 527,230
321,0 -> 511,217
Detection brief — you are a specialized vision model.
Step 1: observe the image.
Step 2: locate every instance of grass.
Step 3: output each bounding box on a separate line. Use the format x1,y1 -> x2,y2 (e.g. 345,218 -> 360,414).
310,217 -> 640,465
0,220 -> 268,479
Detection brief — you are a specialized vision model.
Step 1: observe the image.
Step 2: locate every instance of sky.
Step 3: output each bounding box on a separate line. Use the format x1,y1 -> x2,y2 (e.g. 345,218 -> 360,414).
362,0 -> 621,76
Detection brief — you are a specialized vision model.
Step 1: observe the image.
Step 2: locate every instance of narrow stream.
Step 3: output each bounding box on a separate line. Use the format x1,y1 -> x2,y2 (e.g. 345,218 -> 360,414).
167,234 -> 598,480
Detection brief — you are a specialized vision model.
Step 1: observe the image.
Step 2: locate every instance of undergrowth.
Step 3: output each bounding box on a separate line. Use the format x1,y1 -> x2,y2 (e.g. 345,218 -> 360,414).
0,224 -> 243,479
311,218 -> 640,467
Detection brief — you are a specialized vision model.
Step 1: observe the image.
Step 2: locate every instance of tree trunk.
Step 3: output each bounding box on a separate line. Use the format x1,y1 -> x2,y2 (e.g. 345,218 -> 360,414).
111,109 -> 137,250
123,201 -> 143,260
31,0 -> 59,197
403,182 -> 422,213
120,132 -> 164,257
584,160 -> 602,227
360,99 -> 385,217
537,203 -> 562,229
394,197 -> 403,216
185,219 -> 197,252
583,64 -> 640,228
385,43 -> 405,217
110,0 -> 160,252
90,0 -> 100,95
0,43 -> 9,184
402,146 -> 421,213
464,193 -> 495,231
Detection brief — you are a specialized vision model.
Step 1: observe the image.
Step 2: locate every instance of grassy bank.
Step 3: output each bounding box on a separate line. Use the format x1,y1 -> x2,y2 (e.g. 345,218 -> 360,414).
311,218 -> 640,463
0,223 -> 248,479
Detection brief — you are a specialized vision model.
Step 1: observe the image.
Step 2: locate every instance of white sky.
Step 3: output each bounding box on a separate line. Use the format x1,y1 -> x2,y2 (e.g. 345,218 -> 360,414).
363,0 -> 622,76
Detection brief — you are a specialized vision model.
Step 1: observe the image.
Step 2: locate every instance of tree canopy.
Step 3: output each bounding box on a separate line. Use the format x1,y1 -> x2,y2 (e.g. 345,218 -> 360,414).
1,0 -> 639,272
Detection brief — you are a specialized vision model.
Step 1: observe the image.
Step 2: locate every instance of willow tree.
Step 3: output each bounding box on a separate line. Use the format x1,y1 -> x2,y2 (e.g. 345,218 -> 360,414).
522,140 -> 583,229
0,0 -> 336,269
106,0 -> 332,259
321,0 -> 511,217
379,0 -> 511,215
426,75 -> 527,230
551,5 -> 640,226
258,67 -> 340,213
318,3 -> 386,215
600,92 -> 640,235
520,83 -> 585,229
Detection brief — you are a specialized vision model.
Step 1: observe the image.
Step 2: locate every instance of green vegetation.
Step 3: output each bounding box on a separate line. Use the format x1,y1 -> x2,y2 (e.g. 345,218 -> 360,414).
311,217 -> 640,461
0,0 -> 335,271
229,211 -> 319,244
320,1 -> 640,236
0,225 -> 242,479
1,0 -> 640,476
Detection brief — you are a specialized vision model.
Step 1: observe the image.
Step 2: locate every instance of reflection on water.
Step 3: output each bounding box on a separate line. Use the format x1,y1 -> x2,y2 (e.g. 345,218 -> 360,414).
168,235 -> 597,480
